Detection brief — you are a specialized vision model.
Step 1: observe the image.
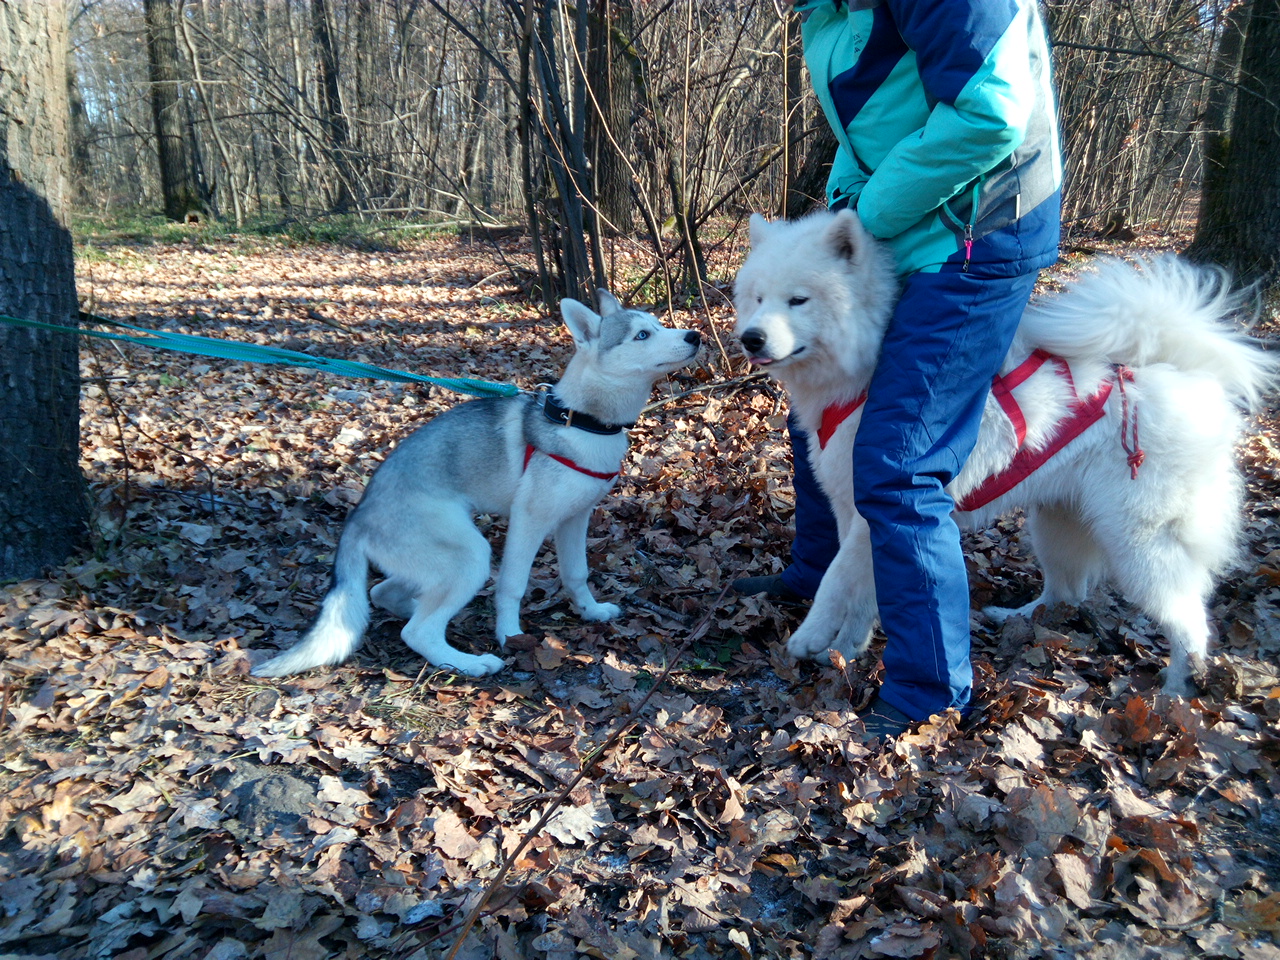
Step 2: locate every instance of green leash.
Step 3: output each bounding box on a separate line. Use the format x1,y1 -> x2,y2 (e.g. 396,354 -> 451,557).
0,310 -> 521,399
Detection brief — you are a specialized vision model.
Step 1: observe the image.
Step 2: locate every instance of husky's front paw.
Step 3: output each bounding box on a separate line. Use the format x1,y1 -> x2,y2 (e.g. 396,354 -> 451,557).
495,620 -> 523,644
426,650 -> 506,677
580,601 -> 622,622
463,653 -> 507,677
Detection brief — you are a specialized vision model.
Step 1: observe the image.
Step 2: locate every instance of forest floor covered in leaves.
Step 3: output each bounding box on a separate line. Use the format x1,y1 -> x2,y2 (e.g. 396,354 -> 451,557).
2,223 -> 1279,959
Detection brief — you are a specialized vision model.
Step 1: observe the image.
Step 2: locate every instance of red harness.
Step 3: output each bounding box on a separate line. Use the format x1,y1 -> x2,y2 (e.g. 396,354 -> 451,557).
817,394 -> 868,450
815,350 -> 1144,512
522,444 -> 619,481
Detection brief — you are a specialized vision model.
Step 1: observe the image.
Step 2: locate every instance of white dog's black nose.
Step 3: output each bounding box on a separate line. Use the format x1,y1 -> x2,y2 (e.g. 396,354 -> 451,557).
739,329 -> 766,354
685,331 -> 701,346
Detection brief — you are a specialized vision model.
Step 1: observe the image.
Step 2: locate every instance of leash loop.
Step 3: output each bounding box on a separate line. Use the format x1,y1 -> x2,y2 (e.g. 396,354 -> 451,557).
1115,365 -> 1144,479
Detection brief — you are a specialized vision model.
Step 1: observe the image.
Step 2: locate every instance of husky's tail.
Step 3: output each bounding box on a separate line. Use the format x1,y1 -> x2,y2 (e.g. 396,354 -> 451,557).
1020,255 -> 1278,409
251,533 -> 370,677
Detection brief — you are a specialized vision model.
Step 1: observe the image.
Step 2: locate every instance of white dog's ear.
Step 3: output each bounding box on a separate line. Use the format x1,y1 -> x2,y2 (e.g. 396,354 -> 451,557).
748,213 -> 771,248
560,297 -> 601,344
596,289 -> 623,316
824,208 -> 869,264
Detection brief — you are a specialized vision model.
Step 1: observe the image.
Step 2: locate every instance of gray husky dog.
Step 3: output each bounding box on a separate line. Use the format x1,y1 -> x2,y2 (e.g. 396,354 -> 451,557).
252,291 -> 701,678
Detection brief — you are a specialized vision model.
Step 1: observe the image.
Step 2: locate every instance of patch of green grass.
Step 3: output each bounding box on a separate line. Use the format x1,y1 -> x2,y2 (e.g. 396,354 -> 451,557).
72,210 -> 236,246
71,209 -> 455,255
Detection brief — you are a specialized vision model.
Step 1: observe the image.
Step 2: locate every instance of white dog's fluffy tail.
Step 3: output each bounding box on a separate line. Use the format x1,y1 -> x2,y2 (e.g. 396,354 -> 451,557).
1021,255 -> 1278,409
251,534 -> 370,677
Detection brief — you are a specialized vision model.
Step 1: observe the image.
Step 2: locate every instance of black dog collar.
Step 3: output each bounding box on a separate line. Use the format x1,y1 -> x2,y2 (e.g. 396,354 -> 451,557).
542,391 -> 632,435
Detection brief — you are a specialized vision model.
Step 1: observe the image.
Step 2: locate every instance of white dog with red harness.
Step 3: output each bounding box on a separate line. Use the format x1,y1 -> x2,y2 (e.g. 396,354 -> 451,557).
253,291 -> 701,678
735,211 -> 1277,694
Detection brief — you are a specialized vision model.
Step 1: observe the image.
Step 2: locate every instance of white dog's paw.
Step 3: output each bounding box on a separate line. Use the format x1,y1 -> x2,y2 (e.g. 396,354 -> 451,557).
833,622 -> 873,658
1159,653 -> 1205,698
984,601 -> 1037,623
580,601 -> 622,623
787,619 -> 839,660
495,619 -> 523,644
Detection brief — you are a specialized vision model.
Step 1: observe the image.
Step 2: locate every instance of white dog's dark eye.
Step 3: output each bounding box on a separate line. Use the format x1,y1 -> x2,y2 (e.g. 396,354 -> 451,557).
789,296 -> 809,307
756,296 -> 762,304
634,330 -> 650,340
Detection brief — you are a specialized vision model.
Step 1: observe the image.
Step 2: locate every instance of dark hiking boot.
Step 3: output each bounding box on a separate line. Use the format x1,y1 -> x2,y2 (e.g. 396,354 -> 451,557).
731,574 -> 809,605
858,697 -> 914,741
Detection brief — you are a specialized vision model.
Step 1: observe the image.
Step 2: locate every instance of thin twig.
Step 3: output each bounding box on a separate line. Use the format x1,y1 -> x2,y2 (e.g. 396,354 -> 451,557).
439,586 -> 730,959
641,371 -> 771,414
628,596 -> 695,628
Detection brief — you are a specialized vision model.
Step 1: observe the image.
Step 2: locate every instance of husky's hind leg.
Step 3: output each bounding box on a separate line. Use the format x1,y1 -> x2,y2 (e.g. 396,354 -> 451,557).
370,579 -> 417,620
986,504 -> 1105,621
374,511 -> 505,677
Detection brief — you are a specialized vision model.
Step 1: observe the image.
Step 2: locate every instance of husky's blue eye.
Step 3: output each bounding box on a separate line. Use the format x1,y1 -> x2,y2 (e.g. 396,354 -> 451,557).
634,330 -> 650,340
789,296 -> 809,307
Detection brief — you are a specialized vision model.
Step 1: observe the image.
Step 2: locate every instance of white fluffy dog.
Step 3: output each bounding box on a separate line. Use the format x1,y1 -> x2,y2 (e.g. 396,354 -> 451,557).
734,210 -> 1276,694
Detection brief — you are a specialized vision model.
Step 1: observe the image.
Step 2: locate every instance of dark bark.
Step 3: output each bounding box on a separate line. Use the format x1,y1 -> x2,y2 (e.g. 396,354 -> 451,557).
530,1 -> 599,300
142,0 -> 201,221
0,1 -> 87,578
310,0 -> 355,211
1193,6 -> 1246,247
785,119 -> 839,219
1186,0 -> 1280,292
586,0 -> 635,234
66,60 -> 92,204
781,10 -> 805,219
455,1 -> 492,216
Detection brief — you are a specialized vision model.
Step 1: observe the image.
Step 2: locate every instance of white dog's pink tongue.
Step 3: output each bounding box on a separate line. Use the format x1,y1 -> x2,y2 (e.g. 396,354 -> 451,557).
749,356 -> 773,366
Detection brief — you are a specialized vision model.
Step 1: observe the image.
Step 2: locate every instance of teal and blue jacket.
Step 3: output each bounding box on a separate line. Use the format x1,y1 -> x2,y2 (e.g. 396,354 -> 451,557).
796,0 -> 1062,276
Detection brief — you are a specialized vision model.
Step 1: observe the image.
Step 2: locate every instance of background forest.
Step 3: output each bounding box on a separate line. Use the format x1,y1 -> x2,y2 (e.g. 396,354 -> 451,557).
2,2 -> 1278,959
69,0 -> 1270,300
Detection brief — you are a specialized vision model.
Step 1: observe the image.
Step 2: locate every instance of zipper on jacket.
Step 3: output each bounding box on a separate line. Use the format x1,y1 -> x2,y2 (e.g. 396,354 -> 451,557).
962,180 -> 982,272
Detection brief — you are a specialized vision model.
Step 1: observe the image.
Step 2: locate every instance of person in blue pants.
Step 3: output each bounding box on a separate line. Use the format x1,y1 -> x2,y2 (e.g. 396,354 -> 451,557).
733,0 -> 1063,738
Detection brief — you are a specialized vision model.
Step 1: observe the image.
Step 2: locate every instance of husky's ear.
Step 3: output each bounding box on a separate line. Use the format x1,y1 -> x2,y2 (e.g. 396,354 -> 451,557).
596,289 -> 623,317
560,297 -> 601,344
824,209 -> 869,264
748,213 -> 771,248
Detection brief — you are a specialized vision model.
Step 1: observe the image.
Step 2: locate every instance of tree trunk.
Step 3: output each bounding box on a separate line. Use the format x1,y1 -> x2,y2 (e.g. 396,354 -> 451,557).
786,118 -> 839,219
586,0 -> 635,235
310,0 -> 355,212
1187,0 -> 1280,292
780,9 -> 804,219
530,2 -> 598,300
66,59 -> 93,204
455,1 -> 492,217
0,0 -> 87,578
143,0 -> 201,221
177,7 -> 245,225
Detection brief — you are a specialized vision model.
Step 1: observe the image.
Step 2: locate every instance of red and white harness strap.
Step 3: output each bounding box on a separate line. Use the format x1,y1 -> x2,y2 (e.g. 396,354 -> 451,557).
816,393 -> 868,450
814,350 -> 1144,513
522,444 -> 619,481
958,353 -> 1141,511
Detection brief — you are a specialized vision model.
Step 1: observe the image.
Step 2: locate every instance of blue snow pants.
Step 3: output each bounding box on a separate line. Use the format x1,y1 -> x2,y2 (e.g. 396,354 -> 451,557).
780,263 -> 1041,719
